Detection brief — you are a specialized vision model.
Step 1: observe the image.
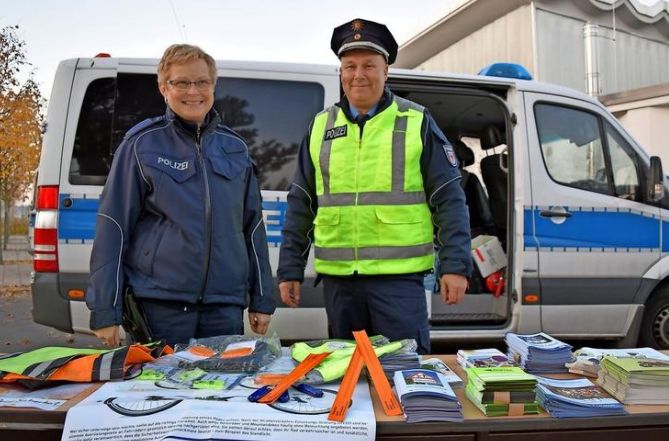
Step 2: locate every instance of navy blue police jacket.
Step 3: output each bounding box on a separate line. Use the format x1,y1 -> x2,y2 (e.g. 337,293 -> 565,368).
278,89 -> 473,282
87,107 -> 275,330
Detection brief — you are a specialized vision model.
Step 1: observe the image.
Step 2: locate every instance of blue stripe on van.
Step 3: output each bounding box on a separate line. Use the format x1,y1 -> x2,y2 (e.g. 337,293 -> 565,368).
58,195 -> 290,244
528,207 -> 660,251
262,200 -> 287,246
523,208 -> 538,249
58,194 -> 98,240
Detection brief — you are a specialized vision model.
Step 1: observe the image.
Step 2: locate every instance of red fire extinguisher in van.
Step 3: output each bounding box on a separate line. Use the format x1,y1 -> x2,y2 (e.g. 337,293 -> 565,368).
485,271 -> 505,298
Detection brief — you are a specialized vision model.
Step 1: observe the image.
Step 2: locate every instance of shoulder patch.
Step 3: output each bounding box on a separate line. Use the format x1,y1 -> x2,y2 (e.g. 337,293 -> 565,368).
125,116 -> 165,139
443,144 -> 458,167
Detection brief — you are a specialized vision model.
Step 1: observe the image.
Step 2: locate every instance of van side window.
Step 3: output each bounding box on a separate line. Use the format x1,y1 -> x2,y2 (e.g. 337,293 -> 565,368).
213,78 -> 324,191
69,78 -> 116,185
112,73 -> 325,191
604,121 -> 641,201
535,104 -> 610,196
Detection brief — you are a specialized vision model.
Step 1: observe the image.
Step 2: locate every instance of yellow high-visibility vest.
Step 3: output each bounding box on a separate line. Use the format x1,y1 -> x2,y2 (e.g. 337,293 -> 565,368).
309,96 -> 434,275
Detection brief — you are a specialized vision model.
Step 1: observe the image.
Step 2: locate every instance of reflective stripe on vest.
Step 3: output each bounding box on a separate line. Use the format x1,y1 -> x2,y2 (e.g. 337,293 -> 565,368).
308,96 -> 434,275
314,242 -> 434,261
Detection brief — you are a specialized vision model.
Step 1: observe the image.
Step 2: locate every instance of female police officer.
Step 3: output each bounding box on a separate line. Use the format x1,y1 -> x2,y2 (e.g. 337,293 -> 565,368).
87,44 -> 275,347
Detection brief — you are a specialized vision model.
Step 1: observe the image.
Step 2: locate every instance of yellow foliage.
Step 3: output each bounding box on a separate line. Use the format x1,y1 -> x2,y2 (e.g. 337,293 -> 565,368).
0,26 -> 44,205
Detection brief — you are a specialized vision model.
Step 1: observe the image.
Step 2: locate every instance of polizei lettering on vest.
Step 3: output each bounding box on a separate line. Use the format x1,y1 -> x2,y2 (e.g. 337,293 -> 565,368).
158,157 -> 189,171
324,125 -> 348,141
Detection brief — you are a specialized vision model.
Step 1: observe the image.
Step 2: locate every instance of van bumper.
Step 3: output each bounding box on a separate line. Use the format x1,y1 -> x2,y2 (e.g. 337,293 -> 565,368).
31,272 -> 74,333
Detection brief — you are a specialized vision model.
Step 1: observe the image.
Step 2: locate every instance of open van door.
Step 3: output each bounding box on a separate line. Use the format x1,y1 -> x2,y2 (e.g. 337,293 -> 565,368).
523,91 -> 660,340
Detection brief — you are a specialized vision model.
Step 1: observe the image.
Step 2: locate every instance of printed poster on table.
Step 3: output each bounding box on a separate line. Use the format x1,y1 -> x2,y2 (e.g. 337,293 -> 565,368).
61,377 -> 375,441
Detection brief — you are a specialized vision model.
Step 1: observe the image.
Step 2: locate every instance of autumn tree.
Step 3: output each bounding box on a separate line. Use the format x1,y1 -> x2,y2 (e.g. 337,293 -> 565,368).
0,25 -> 44,261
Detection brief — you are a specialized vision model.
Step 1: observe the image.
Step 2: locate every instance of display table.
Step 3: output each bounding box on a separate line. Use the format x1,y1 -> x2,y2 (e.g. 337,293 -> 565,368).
2,355 -> 669,441
373,355 -> 669,440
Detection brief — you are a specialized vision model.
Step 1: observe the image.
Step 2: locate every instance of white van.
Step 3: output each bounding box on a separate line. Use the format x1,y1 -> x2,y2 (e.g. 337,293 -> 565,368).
32,56 -> 669,349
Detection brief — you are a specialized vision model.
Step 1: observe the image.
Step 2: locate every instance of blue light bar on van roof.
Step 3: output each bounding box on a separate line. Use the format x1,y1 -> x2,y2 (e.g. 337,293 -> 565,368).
478,63 -> 533,80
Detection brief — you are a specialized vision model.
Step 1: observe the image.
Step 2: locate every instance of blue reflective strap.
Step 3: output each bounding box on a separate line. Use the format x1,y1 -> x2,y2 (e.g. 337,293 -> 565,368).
293,383 -> 323,397
247,385 -> 290,403
247,385 -> 272,402
278,389 -> 290,403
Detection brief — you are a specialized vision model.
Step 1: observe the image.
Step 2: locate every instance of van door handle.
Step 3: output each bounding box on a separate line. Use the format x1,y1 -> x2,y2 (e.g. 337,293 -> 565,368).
539,207 -> 571,225
539,210 -> 572,218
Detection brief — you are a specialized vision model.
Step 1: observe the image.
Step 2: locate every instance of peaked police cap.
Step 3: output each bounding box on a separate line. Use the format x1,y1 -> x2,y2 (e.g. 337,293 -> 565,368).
331,18 -> 398,65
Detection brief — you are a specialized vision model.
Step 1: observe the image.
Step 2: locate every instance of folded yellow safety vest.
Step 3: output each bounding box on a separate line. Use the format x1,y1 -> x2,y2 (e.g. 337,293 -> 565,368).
292,338 -> 403,383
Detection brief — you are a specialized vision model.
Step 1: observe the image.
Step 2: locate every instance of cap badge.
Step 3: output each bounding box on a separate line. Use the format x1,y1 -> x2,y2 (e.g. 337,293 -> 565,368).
351,19 -> 364,32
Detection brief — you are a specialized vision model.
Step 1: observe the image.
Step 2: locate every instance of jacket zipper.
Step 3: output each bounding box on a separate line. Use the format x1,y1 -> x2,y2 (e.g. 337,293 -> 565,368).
195,125 -> 212,304
353,124 -> 363,271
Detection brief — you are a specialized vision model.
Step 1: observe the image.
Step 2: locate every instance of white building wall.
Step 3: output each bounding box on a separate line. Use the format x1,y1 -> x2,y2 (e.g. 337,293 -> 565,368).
535,9 -> 585,91
415,5 -> 535,75
536,8 -> 669,95
615,107 -> 669,163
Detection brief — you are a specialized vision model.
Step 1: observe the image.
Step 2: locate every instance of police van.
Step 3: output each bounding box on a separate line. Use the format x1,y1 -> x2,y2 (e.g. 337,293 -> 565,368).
32,56 -> 669,349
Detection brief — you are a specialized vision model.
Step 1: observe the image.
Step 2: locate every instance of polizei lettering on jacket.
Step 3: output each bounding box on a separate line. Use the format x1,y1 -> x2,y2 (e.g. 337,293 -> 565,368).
324,125 -> 347,141
158,157 -> 189,171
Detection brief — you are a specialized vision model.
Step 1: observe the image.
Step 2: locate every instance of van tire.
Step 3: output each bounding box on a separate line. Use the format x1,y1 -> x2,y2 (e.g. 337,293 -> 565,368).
638,286 -> 669,349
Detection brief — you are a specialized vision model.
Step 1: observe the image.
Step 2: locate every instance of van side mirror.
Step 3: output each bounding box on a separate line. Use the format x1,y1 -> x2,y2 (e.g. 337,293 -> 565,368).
648,156 -> 664,202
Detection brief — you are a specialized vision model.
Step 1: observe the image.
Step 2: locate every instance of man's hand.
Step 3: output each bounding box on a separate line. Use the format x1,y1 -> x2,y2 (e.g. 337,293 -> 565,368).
94,325 -> 121,346
248,312 -> 271,335
279,281 -> 301,308
440,274 -> 468,305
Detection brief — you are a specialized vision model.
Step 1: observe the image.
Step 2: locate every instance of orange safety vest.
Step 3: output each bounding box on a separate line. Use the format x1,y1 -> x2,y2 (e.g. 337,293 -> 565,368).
0,343 -> 172,386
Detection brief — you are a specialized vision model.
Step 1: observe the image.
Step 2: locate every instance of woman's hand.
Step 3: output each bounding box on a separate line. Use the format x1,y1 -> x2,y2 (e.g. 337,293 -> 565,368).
248,312 -> 271,335
93,325 -> 121,346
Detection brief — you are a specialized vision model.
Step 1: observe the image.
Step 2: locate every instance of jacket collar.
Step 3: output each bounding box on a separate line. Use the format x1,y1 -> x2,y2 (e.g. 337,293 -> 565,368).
165,106 -> 221,138
336,86 -> 393,122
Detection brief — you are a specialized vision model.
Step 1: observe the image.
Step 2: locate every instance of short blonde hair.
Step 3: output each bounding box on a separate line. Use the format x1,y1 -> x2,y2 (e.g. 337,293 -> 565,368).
157,44 -> 217,85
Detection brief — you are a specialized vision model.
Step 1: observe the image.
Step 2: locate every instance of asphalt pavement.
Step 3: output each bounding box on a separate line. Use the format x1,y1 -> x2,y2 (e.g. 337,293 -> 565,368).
0,235 -> 103,353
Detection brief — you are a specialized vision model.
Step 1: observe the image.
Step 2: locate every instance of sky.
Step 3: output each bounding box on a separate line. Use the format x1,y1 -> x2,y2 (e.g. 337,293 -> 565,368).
0,0 -> 665,99
0,0 -> 462,98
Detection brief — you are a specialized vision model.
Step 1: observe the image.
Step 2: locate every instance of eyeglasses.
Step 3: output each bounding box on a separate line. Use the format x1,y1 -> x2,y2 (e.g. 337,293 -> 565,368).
166,79 -> 214,91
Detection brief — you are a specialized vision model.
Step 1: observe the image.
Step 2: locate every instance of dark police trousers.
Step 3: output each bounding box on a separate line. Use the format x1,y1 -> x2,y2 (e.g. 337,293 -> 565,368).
322,273 -> 430,354
138,299 -> 244,347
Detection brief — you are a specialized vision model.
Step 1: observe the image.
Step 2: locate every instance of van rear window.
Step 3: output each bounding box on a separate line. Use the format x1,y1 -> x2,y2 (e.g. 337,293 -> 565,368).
70,73 -> 324,191
69,78 -> 116,185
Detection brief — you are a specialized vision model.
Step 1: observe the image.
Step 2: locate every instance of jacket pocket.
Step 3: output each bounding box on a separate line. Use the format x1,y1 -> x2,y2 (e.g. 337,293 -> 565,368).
142,152 -> 196,183
314,207 -> 340,226
374,205 -> 422,224
136,225 -> 166,277
209,154 -> 248,180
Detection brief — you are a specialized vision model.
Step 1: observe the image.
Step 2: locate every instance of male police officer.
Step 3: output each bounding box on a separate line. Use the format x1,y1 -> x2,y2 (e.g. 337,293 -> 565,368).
278,18 -> 472,354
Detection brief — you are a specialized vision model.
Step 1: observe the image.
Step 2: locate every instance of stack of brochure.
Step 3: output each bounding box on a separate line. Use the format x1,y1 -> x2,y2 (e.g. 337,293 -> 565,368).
457,348 -> 519,369
536,377 -> 627,418
567,347 -> 669,377
465,366 -> 539,416
505,332 -> 572,374
597,356 -> 669,405
393,369 -> 463,423
420,358 -> 464,389
378,340 -> 421,385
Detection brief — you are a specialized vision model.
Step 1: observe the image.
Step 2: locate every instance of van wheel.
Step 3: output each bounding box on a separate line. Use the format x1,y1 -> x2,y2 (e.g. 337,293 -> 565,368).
639,287 -> 669,349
